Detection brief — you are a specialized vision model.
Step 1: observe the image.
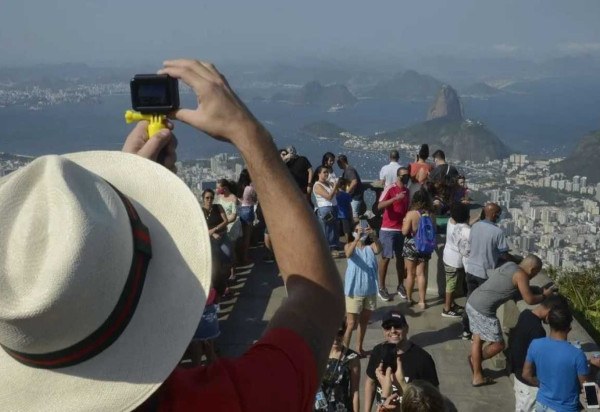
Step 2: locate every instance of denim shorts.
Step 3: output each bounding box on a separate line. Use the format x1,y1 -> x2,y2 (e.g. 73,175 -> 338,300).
193,304 -> 220,340
379,230 -> 404,259
239,205 -> 255,225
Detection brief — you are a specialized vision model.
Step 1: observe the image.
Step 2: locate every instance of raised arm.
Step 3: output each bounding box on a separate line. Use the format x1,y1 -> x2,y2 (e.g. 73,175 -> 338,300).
159,60 -> 344,379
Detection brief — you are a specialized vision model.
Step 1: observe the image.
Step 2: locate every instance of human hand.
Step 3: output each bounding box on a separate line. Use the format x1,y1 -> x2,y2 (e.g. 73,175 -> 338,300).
394,355 -> 406,387
394,192 -> 405,201
159,59 -> 264,143
379,394 -> 400,411
375,362 -> 394,397
122,121 -> 178,172
211,233 -> 222,240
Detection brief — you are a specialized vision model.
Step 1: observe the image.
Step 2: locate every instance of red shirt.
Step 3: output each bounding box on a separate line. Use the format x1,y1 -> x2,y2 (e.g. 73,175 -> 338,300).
137,328 -> 317,412
379,184 -> 409,231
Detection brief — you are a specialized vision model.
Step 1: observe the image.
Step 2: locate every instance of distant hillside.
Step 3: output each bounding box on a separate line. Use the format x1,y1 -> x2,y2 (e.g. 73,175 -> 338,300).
461,82 -> 502,97
301,121 -> 347,139
552,130 -> 600,184
368,70 -> 443,100
272,81 -> 357,107
375,118 -> 511,162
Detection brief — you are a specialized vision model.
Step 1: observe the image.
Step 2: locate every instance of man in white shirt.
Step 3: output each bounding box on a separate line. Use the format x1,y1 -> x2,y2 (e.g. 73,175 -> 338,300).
379,150 -> 401,188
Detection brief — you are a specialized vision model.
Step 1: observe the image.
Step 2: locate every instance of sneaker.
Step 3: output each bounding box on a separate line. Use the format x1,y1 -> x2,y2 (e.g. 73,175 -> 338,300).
442,309 -> 462,319
451,303 -> 465,312
397,284 -> 407,299
461,331 -> 472,340
378,288 -> 392,302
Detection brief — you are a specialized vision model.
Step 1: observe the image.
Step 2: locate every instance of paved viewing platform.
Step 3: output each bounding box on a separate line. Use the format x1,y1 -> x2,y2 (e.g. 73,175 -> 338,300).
215,244 -> 598,412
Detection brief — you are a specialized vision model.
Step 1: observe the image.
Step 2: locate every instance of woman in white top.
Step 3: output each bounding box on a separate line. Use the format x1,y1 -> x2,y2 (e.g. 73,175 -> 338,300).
237,169 -> 257,266
216,179 -> 241,280
313,166 -> 341,255
441,203 -> 471,318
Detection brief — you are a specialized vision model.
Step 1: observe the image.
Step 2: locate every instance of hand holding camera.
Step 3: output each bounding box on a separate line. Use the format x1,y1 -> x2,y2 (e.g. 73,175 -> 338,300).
158,59 -> 266,144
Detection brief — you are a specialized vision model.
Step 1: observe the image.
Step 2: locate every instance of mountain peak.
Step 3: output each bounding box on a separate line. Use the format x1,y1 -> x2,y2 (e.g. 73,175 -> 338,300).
427,85 -> 464,121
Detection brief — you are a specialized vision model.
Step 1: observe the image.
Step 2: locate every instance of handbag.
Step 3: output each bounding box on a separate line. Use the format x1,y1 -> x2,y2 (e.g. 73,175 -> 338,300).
322,210 -> 336,223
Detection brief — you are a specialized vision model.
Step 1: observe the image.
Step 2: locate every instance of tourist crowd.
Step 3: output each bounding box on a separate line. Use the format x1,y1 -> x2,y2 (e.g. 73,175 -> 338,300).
192,136 -> 600,412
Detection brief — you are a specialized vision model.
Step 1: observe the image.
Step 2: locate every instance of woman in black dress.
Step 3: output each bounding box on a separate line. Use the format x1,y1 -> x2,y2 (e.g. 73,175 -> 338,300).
314,322 -> 361,412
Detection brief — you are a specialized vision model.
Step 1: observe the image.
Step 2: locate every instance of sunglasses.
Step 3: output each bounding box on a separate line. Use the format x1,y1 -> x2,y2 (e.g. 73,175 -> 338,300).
382,323 -> 406,330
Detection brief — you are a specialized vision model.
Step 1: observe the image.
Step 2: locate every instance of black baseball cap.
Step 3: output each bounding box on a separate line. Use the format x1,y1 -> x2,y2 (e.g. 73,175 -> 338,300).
381,310 -> 408,329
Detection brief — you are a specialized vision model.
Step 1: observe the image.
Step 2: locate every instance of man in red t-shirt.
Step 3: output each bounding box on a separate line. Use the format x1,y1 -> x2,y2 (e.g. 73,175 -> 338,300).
376,167 -> 410,302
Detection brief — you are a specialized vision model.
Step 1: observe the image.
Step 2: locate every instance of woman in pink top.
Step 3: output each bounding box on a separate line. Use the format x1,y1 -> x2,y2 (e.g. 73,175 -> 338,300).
237,169 -> 257,266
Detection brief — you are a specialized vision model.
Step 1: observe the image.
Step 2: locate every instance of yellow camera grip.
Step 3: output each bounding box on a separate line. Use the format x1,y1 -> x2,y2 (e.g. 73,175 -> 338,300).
124,110 -> 167,138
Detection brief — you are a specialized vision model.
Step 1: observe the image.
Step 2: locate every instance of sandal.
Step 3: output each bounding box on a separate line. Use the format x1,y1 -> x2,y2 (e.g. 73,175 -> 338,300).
472,377 -> 496,387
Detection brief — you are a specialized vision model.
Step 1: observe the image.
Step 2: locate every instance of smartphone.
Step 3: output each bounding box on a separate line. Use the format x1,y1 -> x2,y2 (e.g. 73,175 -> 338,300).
542,281 -> 555,290
381,343 -> 398,373
584,382 -> 600,409
359,219 -> 368,241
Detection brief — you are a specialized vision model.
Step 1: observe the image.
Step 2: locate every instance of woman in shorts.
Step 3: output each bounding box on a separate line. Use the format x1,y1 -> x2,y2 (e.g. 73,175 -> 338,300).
237,169 -> 257,266
342,222 -> 381,357
402,189 -> 436,309
313,166 -> 342,256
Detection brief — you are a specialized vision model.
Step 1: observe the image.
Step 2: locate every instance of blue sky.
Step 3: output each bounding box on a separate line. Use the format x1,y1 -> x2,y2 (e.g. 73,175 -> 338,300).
2,0 -> 600,65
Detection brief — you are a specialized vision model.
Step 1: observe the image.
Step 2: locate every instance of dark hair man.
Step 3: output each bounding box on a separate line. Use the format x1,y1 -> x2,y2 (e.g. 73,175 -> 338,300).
364,310 -> 439,411
283,145 -> 313,202
509,295 -> 569,412
376,167 -> 409,302
379,150 -> 402,188
0,59 -> 345,411
462,202 -> 518,339
522,304 -> 590,412
465,255 -> 554,387
429,150 -> 459,183
337,154 -> 364,222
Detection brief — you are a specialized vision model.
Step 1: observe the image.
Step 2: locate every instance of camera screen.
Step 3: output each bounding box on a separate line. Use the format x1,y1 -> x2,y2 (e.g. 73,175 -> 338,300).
137,83 -> 168,106
586,385 -> 599,406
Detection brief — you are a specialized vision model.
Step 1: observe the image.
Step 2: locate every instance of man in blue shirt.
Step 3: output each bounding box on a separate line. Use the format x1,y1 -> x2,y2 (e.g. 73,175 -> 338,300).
523,303 -> 589,412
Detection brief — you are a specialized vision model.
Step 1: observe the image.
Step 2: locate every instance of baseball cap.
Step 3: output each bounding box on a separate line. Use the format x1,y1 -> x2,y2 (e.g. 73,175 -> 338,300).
381,310 -> 408,329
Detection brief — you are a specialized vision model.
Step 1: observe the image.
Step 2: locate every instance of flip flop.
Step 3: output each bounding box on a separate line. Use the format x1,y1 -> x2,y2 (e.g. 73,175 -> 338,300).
472,377 -> 496,387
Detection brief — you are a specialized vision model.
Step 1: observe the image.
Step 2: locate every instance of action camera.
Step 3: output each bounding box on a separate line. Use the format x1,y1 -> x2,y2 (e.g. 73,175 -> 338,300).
130,74 -> 179,114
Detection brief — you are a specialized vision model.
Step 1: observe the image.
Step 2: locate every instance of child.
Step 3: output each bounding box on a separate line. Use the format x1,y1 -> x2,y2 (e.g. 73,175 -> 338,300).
336,178 -> 353,244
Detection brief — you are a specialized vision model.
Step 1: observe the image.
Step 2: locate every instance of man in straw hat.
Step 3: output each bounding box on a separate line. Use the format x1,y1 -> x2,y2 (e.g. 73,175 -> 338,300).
0,59 -> 344,411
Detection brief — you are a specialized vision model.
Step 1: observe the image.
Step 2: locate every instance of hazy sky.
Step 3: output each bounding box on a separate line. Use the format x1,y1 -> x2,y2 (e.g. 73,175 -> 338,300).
2,0 -> 600,66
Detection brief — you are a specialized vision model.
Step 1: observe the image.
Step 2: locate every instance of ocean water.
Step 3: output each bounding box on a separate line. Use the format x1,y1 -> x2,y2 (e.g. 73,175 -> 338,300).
2,82 -> 600,178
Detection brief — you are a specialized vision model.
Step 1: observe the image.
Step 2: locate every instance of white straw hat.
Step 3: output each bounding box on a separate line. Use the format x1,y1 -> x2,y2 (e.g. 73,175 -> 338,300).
0,152 -> 211,411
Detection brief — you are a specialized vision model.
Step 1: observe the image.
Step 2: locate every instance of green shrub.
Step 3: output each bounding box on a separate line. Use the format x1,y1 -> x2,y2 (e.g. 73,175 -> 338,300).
547,266 -> 600,341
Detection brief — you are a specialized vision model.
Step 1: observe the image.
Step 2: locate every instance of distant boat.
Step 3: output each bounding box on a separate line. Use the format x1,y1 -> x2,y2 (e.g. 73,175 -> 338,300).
327,104 -> 344,113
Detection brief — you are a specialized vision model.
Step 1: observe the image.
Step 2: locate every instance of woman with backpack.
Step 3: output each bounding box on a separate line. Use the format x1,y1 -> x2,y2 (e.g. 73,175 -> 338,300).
402,188 -> 437,309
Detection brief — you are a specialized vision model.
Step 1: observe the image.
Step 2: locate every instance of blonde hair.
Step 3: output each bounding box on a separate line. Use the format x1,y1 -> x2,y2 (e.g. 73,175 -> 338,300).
401,380 -> 444,412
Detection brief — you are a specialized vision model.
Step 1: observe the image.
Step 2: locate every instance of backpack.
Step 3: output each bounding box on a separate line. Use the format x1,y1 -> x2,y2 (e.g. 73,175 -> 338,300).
415,211 -> 436,254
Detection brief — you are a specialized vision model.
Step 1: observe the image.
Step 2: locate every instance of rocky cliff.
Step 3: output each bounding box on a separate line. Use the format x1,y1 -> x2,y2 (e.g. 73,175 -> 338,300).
427,85 -> 463,121
374,85 -> 511,162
